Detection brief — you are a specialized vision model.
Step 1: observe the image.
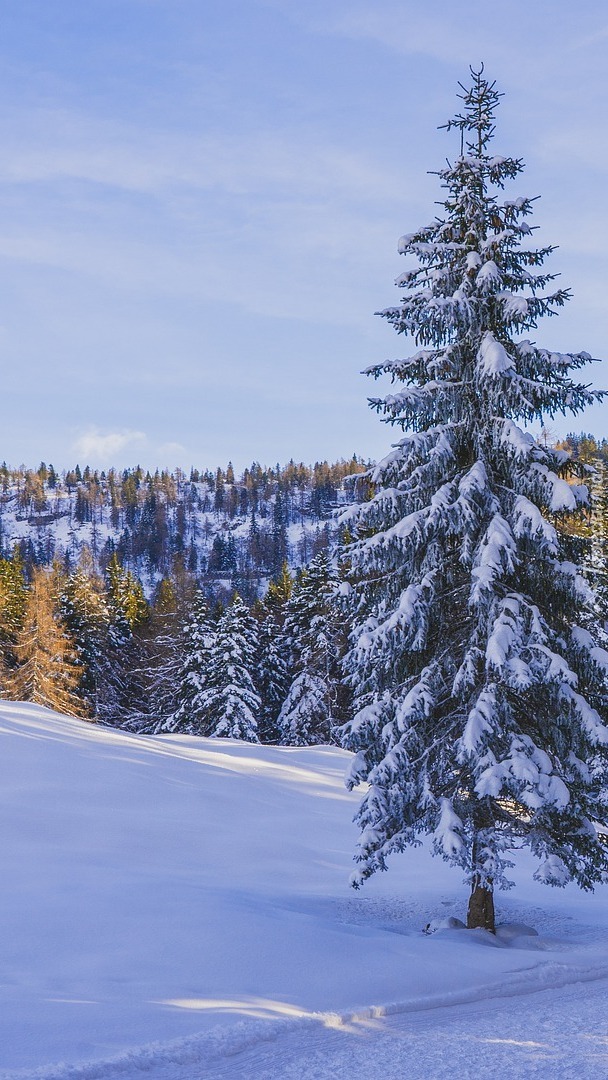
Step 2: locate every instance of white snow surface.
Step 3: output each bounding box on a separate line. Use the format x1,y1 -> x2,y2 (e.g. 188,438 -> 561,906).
1,702 -> 608,1079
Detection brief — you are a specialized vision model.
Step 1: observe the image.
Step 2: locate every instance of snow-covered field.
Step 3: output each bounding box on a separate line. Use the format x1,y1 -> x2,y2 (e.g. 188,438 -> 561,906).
1,702 -> 608,1079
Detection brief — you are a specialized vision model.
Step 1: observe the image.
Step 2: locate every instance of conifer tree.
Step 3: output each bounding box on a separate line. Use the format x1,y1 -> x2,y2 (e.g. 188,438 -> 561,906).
106,553 -> 149,642
60,550 -> 125,720
159,589 -> 217,734
199,593 -> 260,741
255,563 -> 293,742
89,554 -> 148,721
0,550 -> 27,672
6,567 -> 88,717
100,569 -> 190,733
341,69 -> 608,931
270,491 -> 289,578
278,552 -> 343,745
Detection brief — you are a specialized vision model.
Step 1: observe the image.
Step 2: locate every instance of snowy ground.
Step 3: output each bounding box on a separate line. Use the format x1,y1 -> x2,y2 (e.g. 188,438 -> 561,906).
1,702 -> 608,1079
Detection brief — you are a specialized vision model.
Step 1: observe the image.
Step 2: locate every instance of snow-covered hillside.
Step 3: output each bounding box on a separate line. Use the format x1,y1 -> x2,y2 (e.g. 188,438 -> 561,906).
2,703 -> 608,1078
0,460 -> 360,596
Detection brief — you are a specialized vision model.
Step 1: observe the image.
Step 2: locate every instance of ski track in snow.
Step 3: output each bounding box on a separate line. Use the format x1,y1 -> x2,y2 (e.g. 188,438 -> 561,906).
207,977 -> 608,1080
7,965 -> 608,1080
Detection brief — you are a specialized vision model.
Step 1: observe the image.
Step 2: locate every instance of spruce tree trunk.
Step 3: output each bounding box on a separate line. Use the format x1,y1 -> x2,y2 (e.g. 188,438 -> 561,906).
467,875 -> 495,932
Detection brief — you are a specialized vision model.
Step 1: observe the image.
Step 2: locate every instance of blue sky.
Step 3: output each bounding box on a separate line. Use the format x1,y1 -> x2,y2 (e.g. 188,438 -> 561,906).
1,0 -> 607,470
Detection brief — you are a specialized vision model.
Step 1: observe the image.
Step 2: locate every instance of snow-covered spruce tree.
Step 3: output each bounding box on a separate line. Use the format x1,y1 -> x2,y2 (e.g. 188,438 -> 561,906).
112,586 -> 188,734
255,564 -> 293,743
106,553 -> 149,642
278,552 -> 343,746
198,593 -> 260,741
157,588 -> 217,734
340,69 -> 608,932
61,555 -> 119,719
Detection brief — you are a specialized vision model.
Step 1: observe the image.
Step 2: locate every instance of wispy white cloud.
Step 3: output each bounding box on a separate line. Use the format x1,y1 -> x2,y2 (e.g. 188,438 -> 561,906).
72,428 -> 147,462
157,441 -> 188,463
538,127 -> 608,176
276,0 -> 608,94
269,1 -> 532,68
0,119 -> 424,331
0,102 -> 427,333
0,106 -> 407,202
71,431 -> 197,469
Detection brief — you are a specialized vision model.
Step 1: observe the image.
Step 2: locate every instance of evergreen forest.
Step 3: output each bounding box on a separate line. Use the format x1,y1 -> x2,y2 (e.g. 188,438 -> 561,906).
0,455 -> 366,738
0,434 -> 606,755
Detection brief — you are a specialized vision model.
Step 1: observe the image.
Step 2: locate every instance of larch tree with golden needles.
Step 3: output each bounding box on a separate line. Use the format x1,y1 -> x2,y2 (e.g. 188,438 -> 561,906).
6,567 -> 88,718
